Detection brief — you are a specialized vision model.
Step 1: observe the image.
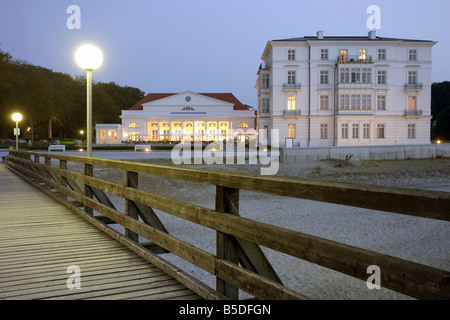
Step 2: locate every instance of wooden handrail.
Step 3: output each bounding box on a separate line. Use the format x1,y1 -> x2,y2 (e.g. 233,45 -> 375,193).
5,150 -> 450,300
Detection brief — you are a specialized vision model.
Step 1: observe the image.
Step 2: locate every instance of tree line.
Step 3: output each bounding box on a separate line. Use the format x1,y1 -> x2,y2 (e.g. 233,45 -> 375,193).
0,47 -> 145,141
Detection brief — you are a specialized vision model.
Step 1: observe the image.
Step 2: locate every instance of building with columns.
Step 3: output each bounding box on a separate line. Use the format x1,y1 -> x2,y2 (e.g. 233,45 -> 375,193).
256,30 -> 437,147
95,91 -> 255,144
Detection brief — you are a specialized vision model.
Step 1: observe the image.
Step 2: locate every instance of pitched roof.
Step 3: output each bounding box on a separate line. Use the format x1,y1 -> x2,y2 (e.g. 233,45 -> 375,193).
128,92 -> 250,111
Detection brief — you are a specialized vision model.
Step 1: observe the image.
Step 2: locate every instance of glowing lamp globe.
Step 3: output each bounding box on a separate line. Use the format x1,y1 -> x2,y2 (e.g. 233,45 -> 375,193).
75,44 -> 103,70
12,113 -> 22,122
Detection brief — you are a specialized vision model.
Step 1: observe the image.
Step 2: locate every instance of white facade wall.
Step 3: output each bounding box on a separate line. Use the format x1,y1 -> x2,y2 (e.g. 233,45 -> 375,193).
256,31 -> 436,147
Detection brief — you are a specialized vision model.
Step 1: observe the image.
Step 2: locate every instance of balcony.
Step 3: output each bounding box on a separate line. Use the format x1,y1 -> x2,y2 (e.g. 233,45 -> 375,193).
404,109 -> 423,116
283,110 -> 301,117
283,83 -> 301,92
404,83 -> 423,90
336,55 -> 373,63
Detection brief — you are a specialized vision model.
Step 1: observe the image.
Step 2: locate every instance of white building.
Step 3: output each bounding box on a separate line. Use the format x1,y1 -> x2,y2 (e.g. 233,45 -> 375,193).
96,91 -> 255,144
256,30 -> 437,147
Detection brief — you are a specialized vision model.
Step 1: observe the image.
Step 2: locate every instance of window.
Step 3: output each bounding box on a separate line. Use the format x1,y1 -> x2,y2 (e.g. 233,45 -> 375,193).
182,106 -> 195,111
351,68 -> 360,83
320,49 -> 328,60
352,124 -> 359,139
128,122 -> 138,128
288,71 -> 296,84
363,124 -> 370,139
287,71 -> 296,84
408,96 -> 417,110
261,73 -> 269,88
351,95 -> 361,110
377,71 -> 387,85
288,49 -> 296,60
359,49 -> 367,60
261,98 -> 269,113
320,95 -> 329,110
342,124 -> 348,139
378,49 -> 386,60
408,124 -> 416,139
287,95 -> 296,110
238,122 -> 249,128
408,49 -> 417,61
361,68 -> 371,83
340,94 -> 350,109
339,49 -> 347,62
377,95 -> 386,110
320,70 -> 329,85
320,124 -> 328,139
377,124 -> 385,139
340,67 -> 371,83
408,71 -> 417,85
288,124 -> 295,138
361,94 -> 371,110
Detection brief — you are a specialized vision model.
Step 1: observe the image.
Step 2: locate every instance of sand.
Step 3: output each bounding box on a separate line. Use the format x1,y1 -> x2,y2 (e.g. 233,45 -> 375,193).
66,156 -> 450,300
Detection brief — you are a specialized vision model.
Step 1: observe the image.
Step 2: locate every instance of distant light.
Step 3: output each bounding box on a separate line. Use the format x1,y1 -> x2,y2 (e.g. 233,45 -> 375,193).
75,44 -> 103,70
12,113 -> 22,122
212,147 -> 216,152
437,140 -> 442,144
79,148 -> 84,152
145,148 -> 149,152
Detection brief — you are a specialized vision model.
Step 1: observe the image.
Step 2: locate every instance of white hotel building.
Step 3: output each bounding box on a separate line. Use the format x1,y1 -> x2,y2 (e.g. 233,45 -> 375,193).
256,30 -> 437,147
95,91 -> 255,144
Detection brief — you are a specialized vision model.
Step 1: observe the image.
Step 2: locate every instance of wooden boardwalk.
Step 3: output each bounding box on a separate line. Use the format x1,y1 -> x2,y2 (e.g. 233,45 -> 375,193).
0,164 -> 202,300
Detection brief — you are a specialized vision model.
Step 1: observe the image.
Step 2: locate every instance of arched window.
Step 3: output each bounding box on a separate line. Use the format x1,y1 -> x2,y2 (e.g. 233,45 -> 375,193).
238,122 -> 248,128
182,107 -> 195,111
128,122 -> 138,128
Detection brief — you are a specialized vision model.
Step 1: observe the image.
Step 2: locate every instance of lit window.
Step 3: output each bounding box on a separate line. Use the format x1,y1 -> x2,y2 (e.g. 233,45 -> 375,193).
359,49 -> 367,60
408,96 -> 417,110
287,96 -> 296,110
340,49 -> 347,62
238,122 -> 248,128
288,124 -> 295,138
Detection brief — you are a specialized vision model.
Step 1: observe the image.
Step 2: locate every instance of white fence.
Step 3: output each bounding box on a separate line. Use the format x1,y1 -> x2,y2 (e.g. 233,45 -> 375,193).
280,144 -> 450,163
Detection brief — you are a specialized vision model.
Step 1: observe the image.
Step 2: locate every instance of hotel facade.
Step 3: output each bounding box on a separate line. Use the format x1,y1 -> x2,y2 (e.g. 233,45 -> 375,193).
256,30 -> 437,147
95,91 -> 255,144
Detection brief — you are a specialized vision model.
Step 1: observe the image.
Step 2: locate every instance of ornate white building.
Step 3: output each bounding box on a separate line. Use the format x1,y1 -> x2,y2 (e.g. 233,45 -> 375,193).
95,91 -> 255,144
256,30 -> 437,147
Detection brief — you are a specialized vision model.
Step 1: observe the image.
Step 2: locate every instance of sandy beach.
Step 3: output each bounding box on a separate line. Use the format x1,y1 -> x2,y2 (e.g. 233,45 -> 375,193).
65,155 -> 450,300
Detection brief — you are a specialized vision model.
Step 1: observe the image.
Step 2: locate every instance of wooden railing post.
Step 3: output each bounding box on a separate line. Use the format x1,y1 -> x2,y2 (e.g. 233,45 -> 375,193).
84,163 -> 94,216
60,159 -> 67,201
125,171 -> 139,242
215,185 -> 240,300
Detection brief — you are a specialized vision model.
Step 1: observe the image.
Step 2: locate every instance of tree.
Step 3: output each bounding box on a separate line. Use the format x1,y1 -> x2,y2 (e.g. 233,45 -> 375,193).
431,81 -> 450,140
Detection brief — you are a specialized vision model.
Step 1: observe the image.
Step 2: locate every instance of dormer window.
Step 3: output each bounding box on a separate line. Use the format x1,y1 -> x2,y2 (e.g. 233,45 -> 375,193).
182,106 -> 195,111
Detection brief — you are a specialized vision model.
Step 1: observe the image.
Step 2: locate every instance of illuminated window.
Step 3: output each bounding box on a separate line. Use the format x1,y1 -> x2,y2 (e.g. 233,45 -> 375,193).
408,96 -> 417,110
238,122 -> 248,128
288,124 -> 295,138
359,49 -> 367,60
128,122 -> 138,128
287,96 -> 296,110
340,49 -> 347,62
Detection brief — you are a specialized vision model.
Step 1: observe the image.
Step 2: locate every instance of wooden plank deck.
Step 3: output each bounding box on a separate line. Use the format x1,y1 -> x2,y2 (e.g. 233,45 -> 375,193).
0,163 -> 202,300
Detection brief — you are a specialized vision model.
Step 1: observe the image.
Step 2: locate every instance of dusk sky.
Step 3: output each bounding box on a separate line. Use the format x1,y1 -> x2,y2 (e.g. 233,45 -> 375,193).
1,0 -> 449,108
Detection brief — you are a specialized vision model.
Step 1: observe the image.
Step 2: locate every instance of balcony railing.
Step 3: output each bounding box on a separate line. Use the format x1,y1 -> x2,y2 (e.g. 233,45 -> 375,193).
337,55 -> 373,63
405,83 -> 423,90
283,110 -> 301,116
405,109 -> 423,116
283,83 -> 301,91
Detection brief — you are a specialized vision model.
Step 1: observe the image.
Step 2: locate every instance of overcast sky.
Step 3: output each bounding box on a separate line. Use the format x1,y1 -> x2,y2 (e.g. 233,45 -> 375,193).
0,0 -> 449,108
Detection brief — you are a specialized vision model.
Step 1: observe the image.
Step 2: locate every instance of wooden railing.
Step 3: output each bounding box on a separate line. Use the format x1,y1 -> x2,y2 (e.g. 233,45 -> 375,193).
5,150 -> 450,300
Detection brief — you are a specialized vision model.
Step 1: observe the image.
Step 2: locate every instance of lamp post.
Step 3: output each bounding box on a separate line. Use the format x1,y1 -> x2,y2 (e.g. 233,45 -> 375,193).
75,44 -> 103,157
12,113 -> 22,150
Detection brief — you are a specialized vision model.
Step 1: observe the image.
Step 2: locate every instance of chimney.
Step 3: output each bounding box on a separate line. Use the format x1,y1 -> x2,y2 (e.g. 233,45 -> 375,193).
317,30 -> 324,40
368,30 -> 376,40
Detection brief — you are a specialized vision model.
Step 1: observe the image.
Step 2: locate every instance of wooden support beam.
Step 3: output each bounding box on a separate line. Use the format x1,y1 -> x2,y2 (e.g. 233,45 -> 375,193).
84,163 -> 94,216
125,171 -> 139,243
215,186 -> 240,300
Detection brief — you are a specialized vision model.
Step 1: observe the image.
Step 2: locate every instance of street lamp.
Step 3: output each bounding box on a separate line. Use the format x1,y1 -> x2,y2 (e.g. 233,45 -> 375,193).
75,44 -> 103,157
12,112 -> 22,150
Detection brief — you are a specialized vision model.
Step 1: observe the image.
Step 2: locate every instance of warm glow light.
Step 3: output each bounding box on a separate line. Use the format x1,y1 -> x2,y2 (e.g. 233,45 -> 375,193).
437,140 -> 442,144
79,148 -> 84,152
80,130 -> 84,134
12,113 -> 22,122
145,148 -> 149,152
75,44 -> 103,70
